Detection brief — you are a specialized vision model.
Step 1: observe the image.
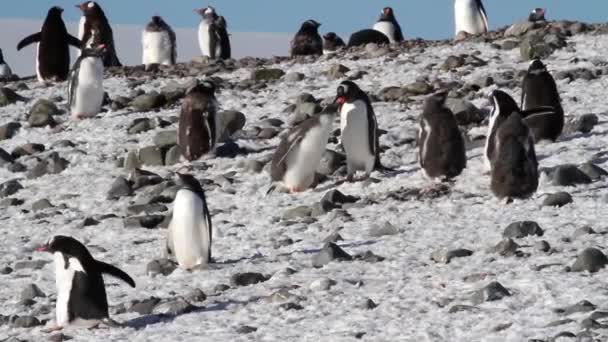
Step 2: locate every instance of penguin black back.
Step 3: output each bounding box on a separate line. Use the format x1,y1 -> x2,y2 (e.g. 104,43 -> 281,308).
323,32 -> 346,52
347,29 -> 390,48
178,81 -> 218,161
78,1 -> 121,67
291,20 -> 323,57
485,90 -> 520,165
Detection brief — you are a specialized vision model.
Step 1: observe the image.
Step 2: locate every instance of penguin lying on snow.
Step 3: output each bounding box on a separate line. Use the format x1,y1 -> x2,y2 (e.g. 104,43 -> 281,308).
269,105 -> 336,193
323,32 -> 345,54
195,6 -> 231,60
142,16 -> 176,67
167,172 -> 213,270
17,6 -> 81,83
418,92 -> 467,180
291,20 -> 323,57
68,44 -> 106,120
0,49 -> 13,78
373,7 -> 404,44
178,80 -> 220,161
347,29 -> 390,48
37,235 -> 135,330
454,0 -> 489,36
77,1 -> 122,67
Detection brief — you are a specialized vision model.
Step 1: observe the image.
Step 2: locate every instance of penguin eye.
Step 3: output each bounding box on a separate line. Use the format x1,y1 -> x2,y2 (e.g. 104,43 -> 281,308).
87,2 -> 95,8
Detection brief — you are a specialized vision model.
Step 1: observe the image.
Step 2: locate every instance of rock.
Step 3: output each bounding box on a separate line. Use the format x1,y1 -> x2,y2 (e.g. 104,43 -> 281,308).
282,206 -> 312,220
48,333 -> 72,342
0,148 -> 13,166
284,72 -> 305,82
230,272 -> 269,287
578,162 -> 608,180
369,221 -> 400,237
81,217 -> 100,227
20,284 -> 45,301
0,266 -> 13,274
573,226 -> 596,239
354,251 -> 386,263
129,297 -> 161,315
127,118 -> 154,135
31,199 -> 53,211
146,259 -> 176,276
535,240 -> 551,253
11,315 -> 42,328
0,87 -> 25,107
13,259 -> 49,270
312,242 -> 352,268
132,91 -> 165,112
0,122 -> 21,140
493,238 -> 519,256
309,278 -> 337,291
250,68 -> 285,82
564,114 -> 598,134
164,146 -> 181,166
257,127 -> 278,139
431,248 -> 473,264
504,21 -> 537,36
107,176 -> 133,200
215,141 -> 247,158
12,143 -> 45,159
377,86 -> 408,102
470,281 -> 511,305
403,81 -> 433,96
126,203 -> 168,215
153,298 -> 195,316
448,305 -> 479,313
236,325 -> 258,334
28,99 -> 59,127
327,64 -> 350,80
138,146 -> 164,166
279,302 -> 303,311
153,130 -> 177,149
219,111 -> 246,141
571,248 -> 608,273
123,215 -> 165,229
128,168 -> 163,190
442,55 -> 465,70
542,192 -> 573,207
503,221 -> 544,239
555,300 -> 596,316
247,160 -> 265,174
316,149 -> 345,175
320,190 -> 359,211
185,288 -> 207,303
520,33 -> 555,61
552,164 -> 592,186
0,179 -> 23,198
446,98 -> 484,125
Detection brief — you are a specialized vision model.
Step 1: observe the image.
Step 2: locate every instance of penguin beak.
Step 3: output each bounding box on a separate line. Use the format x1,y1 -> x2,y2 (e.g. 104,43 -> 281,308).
36,244 -> 50,252
76,3 -> 86,11
334,96 -> 346,105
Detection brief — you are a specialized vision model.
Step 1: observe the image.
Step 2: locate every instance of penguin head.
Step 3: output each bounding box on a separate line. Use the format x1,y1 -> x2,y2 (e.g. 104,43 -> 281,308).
175,172 -> 206,196
529,8 -> 546,22
195,6 -> 218,20
490,90 -> 519,119
301,20 -> 321,32
422,91 -> 449,114
323,32 -> 337,41
37,235 -> 93,261
379,7 -> 396,21
335,81 -> 361,106
76,1 -> 97,14
151,16 -> 164,25
186,80 -> 217,98
527,59 -> 547,74
81,44 -> 107,58
48,6 -> 64,17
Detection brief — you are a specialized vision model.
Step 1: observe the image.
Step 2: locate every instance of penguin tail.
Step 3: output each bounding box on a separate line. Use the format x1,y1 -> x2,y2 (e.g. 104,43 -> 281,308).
265,183 -> 278,196
374,158 -> 394,174
97,261 -> 136,288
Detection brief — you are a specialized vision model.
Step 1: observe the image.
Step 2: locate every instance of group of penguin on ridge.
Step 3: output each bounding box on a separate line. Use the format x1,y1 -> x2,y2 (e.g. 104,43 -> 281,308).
0,0 -> 566,333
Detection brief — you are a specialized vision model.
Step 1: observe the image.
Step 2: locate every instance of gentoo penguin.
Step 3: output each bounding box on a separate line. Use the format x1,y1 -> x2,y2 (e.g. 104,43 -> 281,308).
195,6 -> 231,60
167,172 -> 213,270
178,81 -> 220,161
290,20 -> 323,57
335,81 -> 381,181
490,112 -> 539,200
68,44 -> 106,119
373,7 -> 405,44
520,59 -> 564,142
37,235 -> 135,329
76,1 -> 122,67
0,49 -> 12,78
17,7 -> 81,83
454,0 -> 489,36
347,29 -> 390,48
529,8 -> 546,22
323,32 -> 346,53
142,16 -> 176,67
418,92 -> 467,179
270,105 -> 335,193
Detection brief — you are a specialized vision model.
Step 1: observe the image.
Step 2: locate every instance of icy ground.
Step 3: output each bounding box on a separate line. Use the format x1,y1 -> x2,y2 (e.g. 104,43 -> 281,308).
1,31 -> 608,342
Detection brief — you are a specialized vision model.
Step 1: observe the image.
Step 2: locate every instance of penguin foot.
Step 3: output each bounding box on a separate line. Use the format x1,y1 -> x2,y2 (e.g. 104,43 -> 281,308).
289,186 -> 305,193
42,324 -> 64,333
73,113 -> 89,120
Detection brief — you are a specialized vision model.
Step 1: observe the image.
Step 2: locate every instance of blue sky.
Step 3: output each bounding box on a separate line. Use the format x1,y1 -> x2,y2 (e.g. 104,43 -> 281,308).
1,0 -> 606,39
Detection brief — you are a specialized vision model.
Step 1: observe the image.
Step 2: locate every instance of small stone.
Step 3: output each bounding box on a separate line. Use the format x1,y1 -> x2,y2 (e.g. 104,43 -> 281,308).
442,55 -> 465,70
127,118 -> 154,135
236,325 -> 258,334
28,99 -> 59,127
354,251 -> 386,263
520,33 -> 553,61
257,127 -> 278,139
312,242 -> 352,268
571,248 -> 608,273
327,64 -> 350,80
553,164 -> 592,186
20,284 -> 45,301
123,215 -> 165,229
431,248 -> 473,264
554,300 -> 596,316
153,298 -> 195,316
230,272 -> 269,287
310,278 -> 337,291
107,176 -> 133,200
285,72 -> 305,82
470,281 -> 511,305
446,98 -> 484,125
369,221 -> 399,237
214,284 -> 230,293
250,68 -> 285,82
138,146 -> 164,166
316,149 -> 345,175
0,87 -> 25,107
364,298 -> 378,310
164,145 -> 181,166
282,206 -> 312,220
219,111 -> 246,141
493,238 -> 519,256
12,315 -> 42,328
48,333 -> 73,342
153,130 -> 177,149
564,114 -> 598,134
0,122 -> 21,141
535,240 -> 551,253
578,162 -> 608,181
185,288 -> 207,303
12,143 -> 45,158
132,91 -> 166,112
542,192 -> 573,207
0,179 -> 23,198
129,297 -> 161,315
31,199 -> 53,211
146,259 -> 176,276
448,305 -> 479,313
573,226 -> 596,239
126,204 -> 168,215
320,190 -> 359,211
505,21 -> 537,36
81,217 -> 100,227
0,266 -> 13,274
13,259 -> 49,270
403,81 -> 433,96
503,221 -> 544,239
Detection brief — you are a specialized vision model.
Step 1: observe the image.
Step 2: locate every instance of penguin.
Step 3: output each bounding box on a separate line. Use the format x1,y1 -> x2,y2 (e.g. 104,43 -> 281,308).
0,49 -> 12,78
142,16 -> 177,67
490,112 -> 539,200
520,59 -> 564,142
167,172 -> 213,270
372,7 -> 405,44
418,92 -> 467,179
76,1 -> 122,67
335,81 -> 381,181
270,105 -> 335,193
290,20 -> 323,57
323,32 -> 346,54
16,7 -> 81,83
529,8 -> 546,22
454,0 -> 489,36
36,235 -> 135,330
347,29 -> 390,48
68,44 -> 106,120
195,6 -> 231,60
178,81 -> 220,161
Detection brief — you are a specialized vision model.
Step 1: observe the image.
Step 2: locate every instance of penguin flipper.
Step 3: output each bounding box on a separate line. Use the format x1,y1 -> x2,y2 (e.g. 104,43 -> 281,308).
17,32 -> 41,50
97,261 -> 136,288
67,35 -> 82,49
476,0 -> 489,32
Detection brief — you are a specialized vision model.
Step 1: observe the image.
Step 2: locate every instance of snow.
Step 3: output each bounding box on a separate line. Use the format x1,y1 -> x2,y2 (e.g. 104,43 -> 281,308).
1,31 -> 608,341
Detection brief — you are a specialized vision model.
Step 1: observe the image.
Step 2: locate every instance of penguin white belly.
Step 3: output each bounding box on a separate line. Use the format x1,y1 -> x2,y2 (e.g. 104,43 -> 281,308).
142,31 -> 172,65
455,0 -> 487,35
0,64 -> 12,77
169,190 -> 210,269
419,119 -> 433,178
71,58 -> 104,119
373,22 -> 396,43
198,22 -> 212,57
283,122 -> 331,189
36,43 -> 44,83
341,101 -> 374,174
77,16 -> 86,57
54,252 -> 85,327
484,105 -> 500,170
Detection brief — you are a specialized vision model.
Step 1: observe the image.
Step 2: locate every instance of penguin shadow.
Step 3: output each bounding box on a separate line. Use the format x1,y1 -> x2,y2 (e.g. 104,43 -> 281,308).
558,131 -> 605,143
293,240 -> 378,256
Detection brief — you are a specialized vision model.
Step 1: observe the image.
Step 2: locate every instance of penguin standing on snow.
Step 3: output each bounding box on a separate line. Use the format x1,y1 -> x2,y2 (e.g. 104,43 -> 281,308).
142,16 -> 176,67
77,1 -> 122,67
373,7 -> 404,44
418,92 -> 467,179
68,44 -> 106,120
0,49 -> 12,78
335,81 -> 382,182
520,59 -> 564,142
37,235 -> 135,330
17,7 -> 81,83
167,172 -> 213,270
270,105 -> 336,193
195,6 -> 231,60
490,112 -> 539,200
323,32 -> 346,53
484,90 -> 520,171
291,20 -> 323,57
454,0 -> 489,36
529,8 -> 546,22
178,81 -> 220,161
